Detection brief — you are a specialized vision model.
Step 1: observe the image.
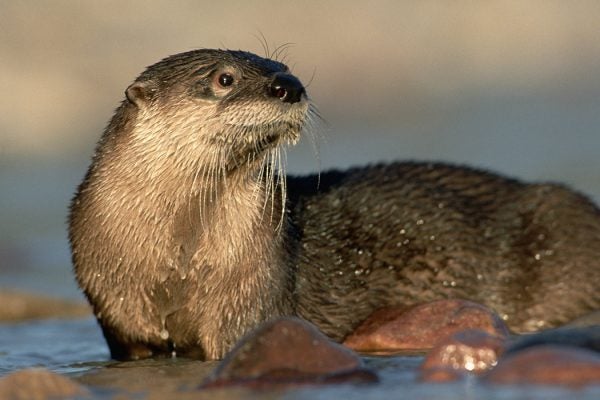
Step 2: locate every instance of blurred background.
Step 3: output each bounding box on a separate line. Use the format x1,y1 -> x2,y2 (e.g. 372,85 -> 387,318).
1,1 -> 600,303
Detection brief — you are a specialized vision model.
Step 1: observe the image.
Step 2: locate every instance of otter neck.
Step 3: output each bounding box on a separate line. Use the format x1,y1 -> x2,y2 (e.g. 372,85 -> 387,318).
174,161 -> 294,356
94,127 -> 289,281
175,163 -> 286,274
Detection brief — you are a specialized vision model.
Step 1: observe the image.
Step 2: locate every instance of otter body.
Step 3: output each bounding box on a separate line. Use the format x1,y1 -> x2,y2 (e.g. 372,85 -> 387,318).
69,49 -> 600,360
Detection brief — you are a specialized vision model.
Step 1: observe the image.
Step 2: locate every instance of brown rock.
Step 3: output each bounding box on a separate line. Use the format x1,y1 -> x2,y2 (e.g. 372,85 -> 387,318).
484,345 -> 600,387
200,317 -> 377,388
420,367 -> 466,383
420,329 -> 507,382
344,299 -> 509,353
0,368 -> 89,400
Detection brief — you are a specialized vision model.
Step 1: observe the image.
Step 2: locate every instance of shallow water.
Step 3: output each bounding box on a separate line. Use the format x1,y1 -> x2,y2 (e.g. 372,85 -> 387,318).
0,318 -> 108,377
1,318 -> 599,399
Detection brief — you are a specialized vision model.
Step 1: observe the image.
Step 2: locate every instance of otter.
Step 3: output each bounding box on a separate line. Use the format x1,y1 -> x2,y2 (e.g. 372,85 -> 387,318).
69,49 -> 600,361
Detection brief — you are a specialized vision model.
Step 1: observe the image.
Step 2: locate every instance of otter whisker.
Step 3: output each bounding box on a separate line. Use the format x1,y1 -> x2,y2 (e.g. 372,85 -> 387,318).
275,147 -> 287,231
209,148 -> 222,204
252,154 -> 266,204
271,42 -> 294,64
260,149 -> 274,221
217,148 -> 227,206
189,158 -> 203,225
268,147 -> 278,223
254,31 -> 271,59
197,156 -> 212,226
305,104 -> 326,188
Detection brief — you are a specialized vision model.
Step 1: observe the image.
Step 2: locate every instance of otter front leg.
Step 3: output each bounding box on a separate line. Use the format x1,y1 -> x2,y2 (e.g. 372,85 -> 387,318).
99,323 -> 170,360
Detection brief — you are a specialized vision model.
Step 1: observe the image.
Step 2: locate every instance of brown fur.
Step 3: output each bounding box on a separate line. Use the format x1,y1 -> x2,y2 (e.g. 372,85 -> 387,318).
70,49 -> 600,360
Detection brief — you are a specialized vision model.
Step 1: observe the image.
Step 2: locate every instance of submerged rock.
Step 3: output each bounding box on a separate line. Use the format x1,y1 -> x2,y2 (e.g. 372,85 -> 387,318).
343,299 -> 509,353
484,345 -> 600,387
420,329 -> 507,382
0,368 -> 89,399
200,317 -> 377,388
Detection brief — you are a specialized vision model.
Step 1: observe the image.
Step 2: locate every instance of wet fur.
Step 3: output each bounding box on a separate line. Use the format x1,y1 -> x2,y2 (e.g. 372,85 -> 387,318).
70,49 -> 600,360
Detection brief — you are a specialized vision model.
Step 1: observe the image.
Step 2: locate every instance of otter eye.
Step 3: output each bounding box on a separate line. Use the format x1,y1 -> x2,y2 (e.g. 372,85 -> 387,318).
218,73 -> 234,87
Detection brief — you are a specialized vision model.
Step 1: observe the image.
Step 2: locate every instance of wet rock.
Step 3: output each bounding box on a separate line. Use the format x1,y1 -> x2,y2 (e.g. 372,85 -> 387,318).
0,368 -> 89,399
200,317 -> 378,388
343,299 -> 509,353
484,345 -> 600,387
420,329 -> 507,382
420,367 -> 467,383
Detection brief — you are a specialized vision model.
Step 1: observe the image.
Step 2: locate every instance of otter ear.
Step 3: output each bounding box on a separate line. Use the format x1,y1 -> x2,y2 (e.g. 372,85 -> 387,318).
125,80 -> 156,108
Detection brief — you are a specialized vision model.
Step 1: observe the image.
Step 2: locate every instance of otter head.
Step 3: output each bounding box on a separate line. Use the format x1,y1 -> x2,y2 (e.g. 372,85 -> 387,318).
123,49 -> 311,175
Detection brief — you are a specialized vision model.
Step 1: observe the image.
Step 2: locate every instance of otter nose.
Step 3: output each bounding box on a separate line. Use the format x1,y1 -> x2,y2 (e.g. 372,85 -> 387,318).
269,73 -> 305,104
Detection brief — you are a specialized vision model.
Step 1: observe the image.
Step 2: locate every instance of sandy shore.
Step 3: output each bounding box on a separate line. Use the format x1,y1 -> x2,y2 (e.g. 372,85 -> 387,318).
0,290 -> 91,322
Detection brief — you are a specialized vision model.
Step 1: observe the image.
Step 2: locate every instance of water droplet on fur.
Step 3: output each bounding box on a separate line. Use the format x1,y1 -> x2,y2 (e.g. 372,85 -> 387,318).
160,329 -> 169,340
536,320 -> 546,328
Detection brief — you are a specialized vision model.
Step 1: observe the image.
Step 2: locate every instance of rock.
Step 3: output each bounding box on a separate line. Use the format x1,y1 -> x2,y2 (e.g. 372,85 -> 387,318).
420,367 -> 466,383
343,299 -> 509,353
0,368 -> 89,399
200,317 -> 378,388
420,329 -> 507,382
484,345 -> 600,387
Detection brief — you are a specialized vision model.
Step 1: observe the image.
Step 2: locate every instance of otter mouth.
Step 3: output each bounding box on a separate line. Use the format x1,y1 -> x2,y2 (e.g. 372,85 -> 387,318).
224,121 -> 302,172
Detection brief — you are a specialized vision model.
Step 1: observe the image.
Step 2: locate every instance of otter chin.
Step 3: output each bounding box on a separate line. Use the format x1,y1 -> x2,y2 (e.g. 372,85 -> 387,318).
69,48 -> 600,361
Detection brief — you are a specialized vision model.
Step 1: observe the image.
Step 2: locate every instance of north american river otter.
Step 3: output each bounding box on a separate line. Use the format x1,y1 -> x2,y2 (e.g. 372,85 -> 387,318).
69,49 -> 600,360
